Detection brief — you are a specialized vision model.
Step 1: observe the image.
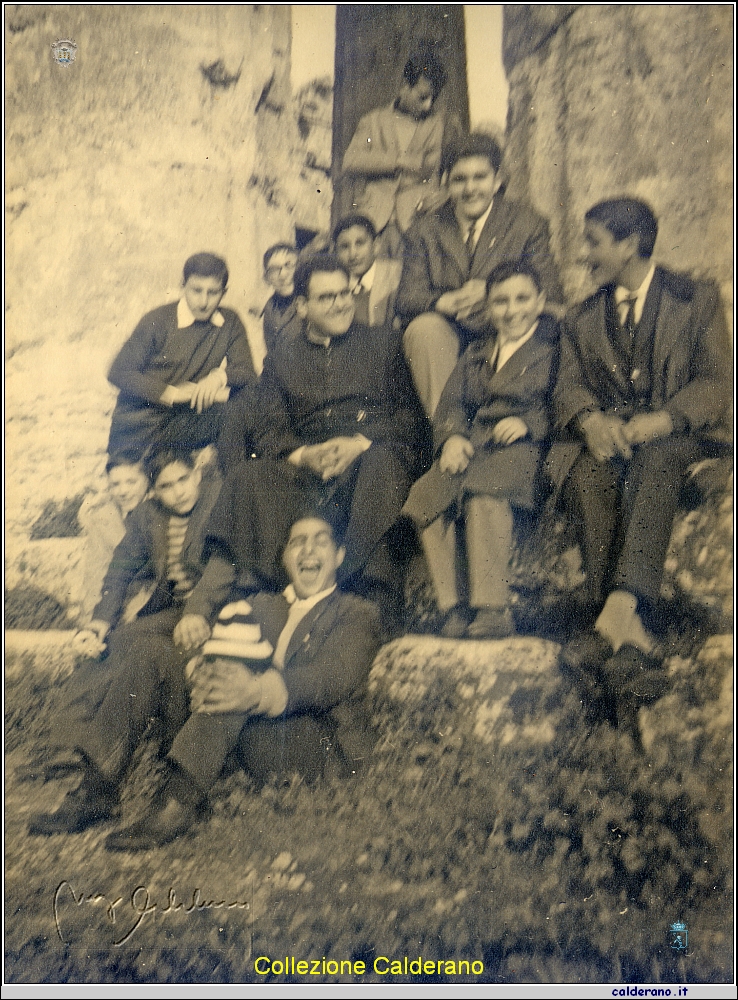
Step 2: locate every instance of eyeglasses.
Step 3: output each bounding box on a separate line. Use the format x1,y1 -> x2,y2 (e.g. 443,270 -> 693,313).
266,262 -> 297,278
310,290 -> 353,308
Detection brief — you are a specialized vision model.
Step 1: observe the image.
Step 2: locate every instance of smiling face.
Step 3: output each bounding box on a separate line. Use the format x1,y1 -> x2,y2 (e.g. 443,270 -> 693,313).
487,274 -> 546,344
152,461 -> 202,516
335,225 -> 377,282
296,269 -> 355,339
183,274 -> 227,322
107,462 -> 148,517
283,518 -> 345,599
397,75 -> 435,120
447,155 -> 499,225
583,220 -> 638,289
265,250 -> 298,297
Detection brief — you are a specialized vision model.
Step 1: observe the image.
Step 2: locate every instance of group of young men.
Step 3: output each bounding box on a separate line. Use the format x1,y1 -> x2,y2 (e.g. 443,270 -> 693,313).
30,52 -> 731,850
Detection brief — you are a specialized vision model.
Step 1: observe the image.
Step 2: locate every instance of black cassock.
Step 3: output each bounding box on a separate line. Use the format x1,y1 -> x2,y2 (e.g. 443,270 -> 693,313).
207,321 -> 427,592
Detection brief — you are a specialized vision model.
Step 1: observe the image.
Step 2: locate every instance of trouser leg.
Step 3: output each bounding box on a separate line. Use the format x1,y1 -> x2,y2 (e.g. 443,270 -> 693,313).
237,715 -> 334,784
564,451 -> 621,607
613,437 -> 700,607
403,313 -> 460,418
466,496 -> 514,609
75,608 -> 188,782
168,711 -> 248,796
420,517 -> 459,613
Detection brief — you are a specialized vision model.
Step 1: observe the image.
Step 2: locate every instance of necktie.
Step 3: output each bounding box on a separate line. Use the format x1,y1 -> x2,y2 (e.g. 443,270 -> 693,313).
465,222 -> 477,257
353,282 -> 370,326
619,294 -> 638,336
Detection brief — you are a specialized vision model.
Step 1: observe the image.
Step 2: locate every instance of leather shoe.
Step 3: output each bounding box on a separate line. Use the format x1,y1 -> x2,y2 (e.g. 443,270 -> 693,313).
467,606 -> 516,640
441,606 -> 472,639
105,796 -> 200,851
603,644 -> 668,705
29,777 -> 117,836
561,629 -> 613,673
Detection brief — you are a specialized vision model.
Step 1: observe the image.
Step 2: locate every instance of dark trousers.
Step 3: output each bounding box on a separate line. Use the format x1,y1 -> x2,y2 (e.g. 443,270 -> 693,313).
170,711 -> 336,792
72,606 -> 191,782
563,437 -> 701,611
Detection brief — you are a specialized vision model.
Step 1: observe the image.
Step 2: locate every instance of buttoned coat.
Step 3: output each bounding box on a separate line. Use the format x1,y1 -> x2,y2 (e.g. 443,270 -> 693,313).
396,194 -> 563,331
197,321 -> 427,591
545,266 -> 732,493
403,314 -> 560,526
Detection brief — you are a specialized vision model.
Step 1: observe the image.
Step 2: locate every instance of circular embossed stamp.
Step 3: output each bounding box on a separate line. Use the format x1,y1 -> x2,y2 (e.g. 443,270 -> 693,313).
51,39 -> 77,67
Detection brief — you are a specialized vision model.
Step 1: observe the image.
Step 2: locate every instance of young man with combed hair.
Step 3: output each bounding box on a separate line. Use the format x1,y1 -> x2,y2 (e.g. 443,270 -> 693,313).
549,197 -> 731,729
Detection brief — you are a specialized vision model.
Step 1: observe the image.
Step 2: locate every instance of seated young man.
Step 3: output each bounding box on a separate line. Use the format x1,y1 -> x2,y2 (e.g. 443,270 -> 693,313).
548,198 -> 732,726
341,50 -> 459,258
261,242 -> 300,355
102,514 -> 383,850
396,132 -> 563,418
30,445 -> 226,836
404,260 -> 559,639
333,214 -> 402,328
204,254 -> 425,629
107,252 -> 257,460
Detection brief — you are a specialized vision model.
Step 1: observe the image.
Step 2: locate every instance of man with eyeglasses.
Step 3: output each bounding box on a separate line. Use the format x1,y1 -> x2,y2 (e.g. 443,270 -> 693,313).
183,254 -> 425,636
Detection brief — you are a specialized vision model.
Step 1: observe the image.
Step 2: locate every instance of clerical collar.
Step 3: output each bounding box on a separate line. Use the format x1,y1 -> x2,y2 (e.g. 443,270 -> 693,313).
306,325 -> 334,347
177,298 -> 225,329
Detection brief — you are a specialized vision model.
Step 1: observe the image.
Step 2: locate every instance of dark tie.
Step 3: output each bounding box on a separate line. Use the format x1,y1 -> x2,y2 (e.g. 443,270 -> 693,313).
465,223 -> 477,259
353,283 -> 370,326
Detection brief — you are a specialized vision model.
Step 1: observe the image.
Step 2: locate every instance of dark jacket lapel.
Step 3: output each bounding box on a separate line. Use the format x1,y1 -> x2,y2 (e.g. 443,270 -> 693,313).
436,202 -> 470,282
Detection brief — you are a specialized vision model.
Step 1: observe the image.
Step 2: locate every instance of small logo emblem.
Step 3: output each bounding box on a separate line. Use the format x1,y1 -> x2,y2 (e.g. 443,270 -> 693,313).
669,921 -> 688,952
51,39 -> 77,67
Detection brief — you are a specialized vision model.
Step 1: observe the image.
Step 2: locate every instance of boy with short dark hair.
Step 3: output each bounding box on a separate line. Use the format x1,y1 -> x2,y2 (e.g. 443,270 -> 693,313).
549,197 -> 732,728
261,243 -> 300,354
333,214 -> 402,328
341,49 -> 460,257
30,445 -> 226,836
404,260 -> 560,639
107,252 -> 256,460
397,131 -> 563,418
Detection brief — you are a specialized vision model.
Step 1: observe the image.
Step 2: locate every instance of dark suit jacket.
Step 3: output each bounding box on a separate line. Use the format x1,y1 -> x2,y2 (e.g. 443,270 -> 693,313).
546,266 -> 732,492
250,590 -> 382,721
404,314 -> 560,524
93,472 -> 222,628
396,194 -> 563,330
262,294 -> 300,355
171,589 -> 383,781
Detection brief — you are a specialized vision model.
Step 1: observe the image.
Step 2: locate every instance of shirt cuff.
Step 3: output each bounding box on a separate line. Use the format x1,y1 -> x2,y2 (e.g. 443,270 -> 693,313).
257,669 -> 289,717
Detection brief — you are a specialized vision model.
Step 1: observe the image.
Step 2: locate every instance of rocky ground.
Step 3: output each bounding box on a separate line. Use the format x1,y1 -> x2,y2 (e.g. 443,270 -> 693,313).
5,474 -> 733,983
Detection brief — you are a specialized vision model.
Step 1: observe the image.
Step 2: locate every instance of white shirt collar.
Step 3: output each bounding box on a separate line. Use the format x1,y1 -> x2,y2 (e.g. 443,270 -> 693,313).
177,297 -> 225,329
494,320 -> 539,372
283,583 -> 336,609
458,199 -> 494,246
352,260 -> 376,293
615,263 -> 656,325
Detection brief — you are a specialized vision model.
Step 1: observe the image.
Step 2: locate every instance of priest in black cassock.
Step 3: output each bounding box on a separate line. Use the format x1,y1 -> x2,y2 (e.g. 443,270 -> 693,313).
184,254 -> 427,637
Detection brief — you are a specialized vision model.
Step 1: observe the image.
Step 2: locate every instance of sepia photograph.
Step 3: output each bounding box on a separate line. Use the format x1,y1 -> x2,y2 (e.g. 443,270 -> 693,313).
5,3 -> 733,987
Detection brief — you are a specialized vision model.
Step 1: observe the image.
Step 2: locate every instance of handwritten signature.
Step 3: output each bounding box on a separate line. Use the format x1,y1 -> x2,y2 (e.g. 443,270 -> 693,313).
54,880 -> 250,946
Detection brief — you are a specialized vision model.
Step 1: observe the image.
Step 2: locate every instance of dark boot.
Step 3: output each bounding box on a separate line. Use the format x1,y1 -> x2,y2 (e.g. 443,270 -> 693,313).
28,770 -> 118,836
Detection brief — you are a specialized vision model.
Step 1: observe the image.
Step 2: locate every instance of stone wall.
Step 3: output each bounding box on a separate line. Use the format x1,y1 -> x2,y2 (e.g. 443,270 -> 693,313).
6,6 -> 328,544
502,5 -> 733,307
